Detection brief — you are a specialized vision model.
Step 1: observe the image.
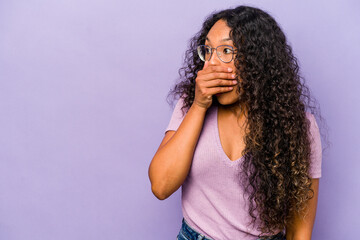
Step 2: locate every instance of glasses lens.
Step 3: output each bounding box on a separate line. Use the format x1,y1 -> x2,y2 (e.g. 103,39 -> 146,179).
217,45 -> 234,63
197,45 -> 211,62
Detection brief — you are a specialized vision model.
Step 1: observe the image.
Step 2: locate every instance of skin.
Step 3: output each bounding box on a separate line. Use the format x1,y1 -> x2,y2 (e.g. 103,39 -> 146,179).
148,19 -> 319,240
198,19 -> 247,161
285,178 -> 320,240
195,20 -> 243,114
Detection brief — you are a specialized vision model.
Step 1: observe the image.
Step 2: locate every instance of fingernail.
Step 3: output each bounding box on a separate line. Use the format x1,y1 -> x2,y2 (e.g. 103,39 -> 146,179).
232,80 -> 237,84
231,74 -> 236,78
228,68 -> 232,72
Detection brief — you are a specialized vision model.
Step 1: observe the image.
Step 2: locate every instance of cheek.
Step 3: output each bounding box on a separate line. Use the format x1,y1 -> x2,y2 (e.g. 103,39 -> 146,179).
225,87 -> 239,99
229,62 -> 236,72
232,86 -> 239,100
229,85 -> 241,100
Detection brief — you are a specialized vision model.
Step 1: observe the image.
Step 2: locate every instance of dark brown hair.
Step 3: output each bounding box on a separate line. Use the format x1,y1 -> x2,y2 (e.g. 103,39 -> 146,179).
167,5 -> 329,239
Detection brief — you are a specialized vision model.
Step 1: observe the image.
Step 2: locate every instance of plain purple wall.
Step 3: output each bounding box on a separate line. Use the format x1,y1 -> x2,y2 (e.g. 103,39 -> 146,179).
0,0 -> 359,239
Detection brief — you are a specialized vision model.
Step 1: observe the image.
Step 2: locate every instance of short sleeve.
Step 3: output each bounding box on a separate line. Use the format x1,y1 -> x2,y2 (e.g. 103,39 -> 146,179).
306,112 -> 322,178
164,97 -> 187,134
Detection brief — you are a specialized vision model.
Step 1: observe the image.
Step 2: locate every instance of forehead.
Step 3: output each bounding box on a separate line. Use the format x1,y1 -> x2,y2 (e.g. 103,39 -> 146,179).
206,19 -> 232,42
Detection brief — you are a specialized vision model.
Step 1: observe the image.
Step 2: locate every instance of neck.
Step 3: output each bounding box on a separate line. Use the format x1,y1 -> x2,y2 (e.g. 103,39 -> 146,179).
218,101 -> 246,118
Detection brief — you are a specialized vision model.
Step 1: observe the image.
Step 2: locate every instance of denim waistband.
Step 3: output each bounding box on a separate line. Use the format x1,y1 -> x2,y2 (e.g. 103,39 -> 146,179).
257,231 -> 286,240
181,218 -> 214,240
180,218 -> 286,240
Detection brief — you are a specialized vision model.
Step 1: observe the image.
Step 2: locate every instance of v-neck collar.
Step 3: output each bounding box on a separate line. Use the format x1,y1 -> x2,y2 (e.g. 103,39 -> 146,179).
214,105 -> 244,166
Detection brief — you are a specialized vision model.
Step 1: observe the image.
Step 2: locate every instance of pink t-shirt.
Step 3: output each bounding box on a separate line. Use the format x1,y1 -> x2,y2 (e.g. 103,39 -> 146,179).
165,97 -> 322,240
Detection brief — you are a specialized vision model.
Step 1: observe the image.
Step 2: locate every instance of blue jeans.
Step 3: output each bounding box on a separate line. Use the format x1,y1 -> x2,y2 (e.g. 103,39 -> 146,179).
176,218 -> 286,240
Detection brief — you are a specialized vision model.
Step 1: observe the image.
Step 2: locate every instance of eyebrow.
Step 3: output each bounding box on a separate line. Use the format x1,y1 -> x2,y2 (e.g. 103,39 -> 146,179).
206,37 -> 232,42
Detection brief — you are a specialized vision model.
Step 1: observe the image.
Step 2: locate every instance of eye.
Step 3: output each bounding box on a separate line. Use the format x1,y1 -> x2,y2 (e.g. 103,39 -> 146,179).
223,47 -> 234,54
205,46 -> 211,54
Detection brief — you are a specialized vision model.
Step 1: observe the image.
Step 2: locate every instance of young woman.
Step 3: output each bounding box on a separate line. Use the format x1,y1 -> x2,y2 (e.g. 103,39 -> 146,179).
148,5 -> 323,240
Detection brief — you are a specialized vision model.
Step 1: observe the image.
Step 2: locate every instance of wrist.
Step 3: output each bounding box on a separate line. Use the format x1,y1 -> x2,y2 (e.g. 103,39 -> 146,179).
191,101 -> 208,113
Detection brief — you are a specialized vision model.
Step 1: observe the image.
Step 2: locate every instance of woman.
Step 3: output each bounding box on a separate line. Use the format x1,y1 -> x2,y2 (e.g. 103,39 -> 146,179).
148,5 -> 324,240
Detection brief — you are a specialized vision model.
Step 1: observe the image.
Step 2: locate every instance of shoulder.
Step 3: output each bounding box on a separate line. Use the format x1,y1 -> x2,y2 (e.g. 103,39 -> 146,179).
305,111 -> 320,135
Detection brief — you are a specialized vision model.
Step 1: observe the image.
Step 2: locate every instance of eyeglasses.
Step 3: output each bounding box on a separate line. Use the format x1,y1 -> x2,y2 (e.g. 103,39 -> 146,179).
197,45 -> 237,63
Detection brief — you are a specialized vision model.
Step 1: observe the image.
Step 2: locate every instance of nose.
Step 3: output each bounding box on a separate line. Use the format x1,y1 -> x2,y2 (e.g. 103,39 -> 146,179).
209,48 -> 221,66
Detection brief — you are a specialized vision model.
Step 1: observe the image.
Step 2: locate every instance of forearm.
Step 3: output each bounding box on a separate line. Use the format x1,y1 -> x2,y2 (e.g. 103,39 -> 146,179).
285,208 -> 314,240
149,103 -> 207,200
286,231 -> 312,240
285,179 -> 319,240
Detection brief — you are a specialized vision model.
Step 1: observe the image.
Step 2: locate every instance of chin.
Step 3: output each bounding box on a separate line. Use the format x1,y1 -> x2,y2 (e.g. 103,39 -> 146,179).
215,93 -> 238,106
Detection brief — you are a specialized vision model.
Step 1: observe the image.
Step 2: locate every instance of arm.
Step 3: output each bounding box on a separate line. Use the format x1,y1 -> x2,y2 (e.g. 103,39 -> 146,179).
285,178 -> 320,240
148,103 -> 207,200
148,63 -> 237,200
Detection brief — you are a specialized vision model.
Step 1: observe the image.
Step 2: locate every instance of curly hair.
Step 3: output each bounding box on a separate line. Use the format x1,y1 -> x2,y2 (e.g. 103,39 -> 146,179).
167,5 -> 328,239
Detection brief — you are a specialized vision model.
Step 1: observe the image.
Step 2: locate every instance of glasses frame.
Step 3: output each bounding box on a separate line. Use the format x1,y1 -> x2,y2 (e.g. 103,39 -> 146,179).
197,44 -> 237,63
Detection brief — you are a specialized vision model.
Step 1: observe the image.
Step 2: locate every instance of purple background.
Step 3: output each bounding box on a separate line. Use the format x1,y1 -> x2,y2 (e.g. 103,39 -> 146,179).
0,0 -> 359,239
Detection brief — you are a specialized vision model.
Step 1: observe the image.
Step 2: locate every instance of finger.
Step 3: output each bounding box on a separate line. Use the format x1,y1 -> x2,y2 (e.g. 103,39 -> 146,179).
199,72 -> 236,81
207,86 -> 234,95
203,79 -> 238,88
202,65 -> 233,74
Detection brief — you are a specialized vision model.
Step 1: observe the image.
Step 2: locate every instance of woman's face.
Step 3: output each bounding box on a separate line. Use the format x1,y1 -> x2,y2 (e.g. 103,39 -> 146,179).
205,19 -> 241,106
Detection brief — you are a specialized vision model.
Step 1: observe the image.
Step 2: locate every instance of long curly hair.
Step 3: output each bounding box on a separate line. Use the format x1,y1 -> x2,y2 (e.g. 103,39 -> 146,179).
167,5 -> 328,239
